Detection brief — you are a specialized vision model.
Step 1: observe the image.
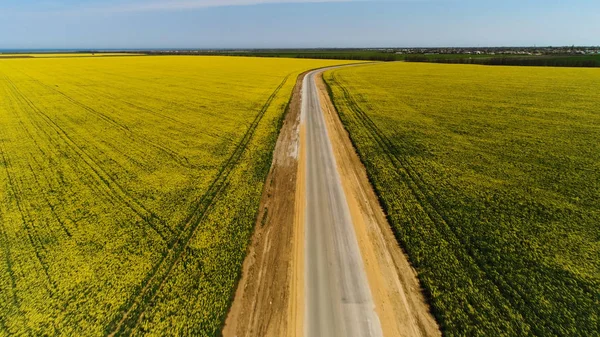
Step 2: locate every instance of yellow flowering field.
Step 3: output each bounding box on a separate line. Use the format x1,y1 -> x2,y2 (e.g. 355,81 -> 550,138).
0,55 -> 356,336
324,62 -> 600,336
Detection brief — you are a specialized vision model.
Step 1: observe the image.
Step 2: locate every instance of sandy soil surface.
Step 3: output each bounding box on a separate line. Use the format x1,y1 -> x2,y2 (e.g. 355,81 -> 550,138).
315,73 -> 441,337
222,72 -> 307,337
291,120 -> 306,337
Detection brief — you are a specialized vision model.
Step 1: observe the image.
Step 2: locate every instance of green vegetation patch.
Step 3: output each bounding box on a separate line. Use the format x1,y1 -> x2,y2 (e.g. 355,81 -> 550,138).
324,62 -> 600,336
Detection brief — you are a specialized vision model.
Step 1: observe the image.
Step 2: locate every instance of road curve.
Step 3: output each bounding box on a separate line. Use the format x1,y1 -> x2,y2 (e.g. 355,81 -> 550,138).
302,68 -> 384,337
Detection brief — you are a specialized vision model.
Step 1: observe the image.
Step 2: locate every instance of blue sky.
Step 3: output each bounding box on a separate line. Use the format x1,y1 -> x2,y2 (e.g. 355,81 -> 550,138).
0,0 -> 599,49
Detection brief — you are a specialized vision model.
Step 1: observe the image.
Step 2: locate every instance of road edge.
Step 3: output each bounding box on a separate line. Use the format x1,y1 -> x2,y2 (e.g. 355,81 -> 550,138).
222,70 -> 309,337
315,70 -> 442,337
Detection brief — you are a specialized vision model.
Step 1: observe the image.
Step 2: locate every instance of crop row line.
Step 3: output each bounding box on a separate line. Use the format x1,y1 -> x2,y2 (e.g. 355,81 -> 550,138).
26,162 -> 73,238
0,137 -> 32,336
12,114 -> 83,240
0,119 -> 58,298
2,72 -> 173,242
11,65 -> 194,169
67,68 -> 225,142
13,96 -> 111,242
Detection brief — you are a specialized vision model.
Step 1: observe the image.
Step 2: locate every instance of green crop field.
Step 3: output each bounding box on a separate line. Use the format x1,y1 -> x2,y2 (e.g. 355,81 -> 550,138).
0,55 -> 356,336
406,54 -> 600,67
324,63 -> 600,336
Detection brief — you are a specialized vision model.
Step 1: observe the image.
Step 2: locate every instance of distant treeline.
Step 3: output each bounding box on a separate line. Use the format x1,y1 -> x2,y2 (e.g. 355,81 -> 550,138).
144,50 -> 403,61
91,49 -> 600,67
263,53 -> 399,61
405,55 -> 600,67
0,55 -> 34,59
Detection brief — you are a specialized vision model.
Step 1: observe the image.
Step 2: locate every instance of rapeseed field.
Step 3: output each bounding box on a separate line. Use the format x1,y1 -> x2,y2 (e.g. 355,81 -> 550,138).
324,62 -> 600,336
0,55 -> 355,336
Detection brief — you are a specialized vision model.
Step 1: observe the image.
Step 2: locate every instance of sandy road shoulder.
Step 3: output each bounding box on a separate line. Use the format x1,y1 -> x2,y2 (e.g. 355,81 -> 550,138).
222,72 -> 307,337
315,70 -> 441,337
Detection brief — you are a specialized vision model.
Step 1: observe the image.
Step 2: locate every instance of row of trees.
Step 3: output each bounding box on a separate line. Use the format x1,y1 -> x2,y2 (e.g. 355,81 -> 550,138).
405,55 -> 600,67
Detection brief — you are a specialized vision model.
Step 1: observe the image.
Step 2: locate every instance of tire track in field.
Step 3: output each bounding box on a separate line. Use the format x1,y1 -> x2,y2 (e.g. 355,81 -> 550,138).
53,90 -> 192,168
1,73 -> 173,242
15,99 -> 137,243
6,99 -> 77,240
72,80 -> 226,142
76,65 -> 245,141
105,75 -> 291,337
0,132 -> 57,295
26,162 -> 73,238
0,124 -> 54,276
327,74 -> 556,333
82,64 -> 238,141
8,65 -> 194,169
2,74 -> 157,232
0,162 -> 32,337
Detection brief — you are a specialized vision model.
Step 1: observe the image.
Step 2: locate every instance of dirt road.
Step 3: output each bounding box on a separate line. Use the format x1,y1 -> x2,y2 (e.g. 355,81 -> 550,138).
314,69 -> 441,337
223,67 -> 440,337
303,69 -> 382,337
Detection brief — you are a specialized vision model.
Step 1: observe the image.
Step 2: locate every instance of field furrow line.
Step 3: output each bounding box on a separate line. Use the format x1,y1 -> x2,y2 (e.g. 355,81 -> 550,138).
11,66 -> 195,169
82,83 -> 217,138
78,71 -> 230,140
0,177 -> 30,336
15,111 -> 132,239
25,162 -> 73,238
176,74 -> 291,234
0,136 -> 57,296
1,74 -> 173,242
0,219 -> 20,312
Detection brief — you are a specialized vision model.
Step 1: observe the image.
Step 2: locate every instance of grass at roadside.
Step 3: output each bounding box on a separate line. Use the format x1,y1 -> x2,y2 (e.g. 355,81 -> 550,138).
324,62 -> 600,336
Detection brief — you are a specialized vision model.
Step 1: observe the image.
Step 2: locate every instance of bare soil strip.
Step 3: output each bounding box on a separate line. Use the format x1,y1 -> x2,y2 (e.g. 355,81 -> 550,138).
222,72 -> 308,337
315,72 -> 441,337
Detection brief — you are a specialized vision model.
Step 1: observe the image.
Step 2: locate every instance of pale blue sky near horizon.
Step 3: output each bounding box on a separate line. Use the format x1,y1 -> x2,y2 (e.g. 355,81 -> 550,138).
0,0 -> 599,49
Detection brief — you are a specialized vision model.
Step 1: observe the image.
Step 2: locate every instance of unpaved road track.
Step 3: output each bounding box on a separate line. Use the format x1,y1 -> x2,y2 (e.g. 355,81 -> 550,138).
223,66 -> 440,337
303,69 -> 382,337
